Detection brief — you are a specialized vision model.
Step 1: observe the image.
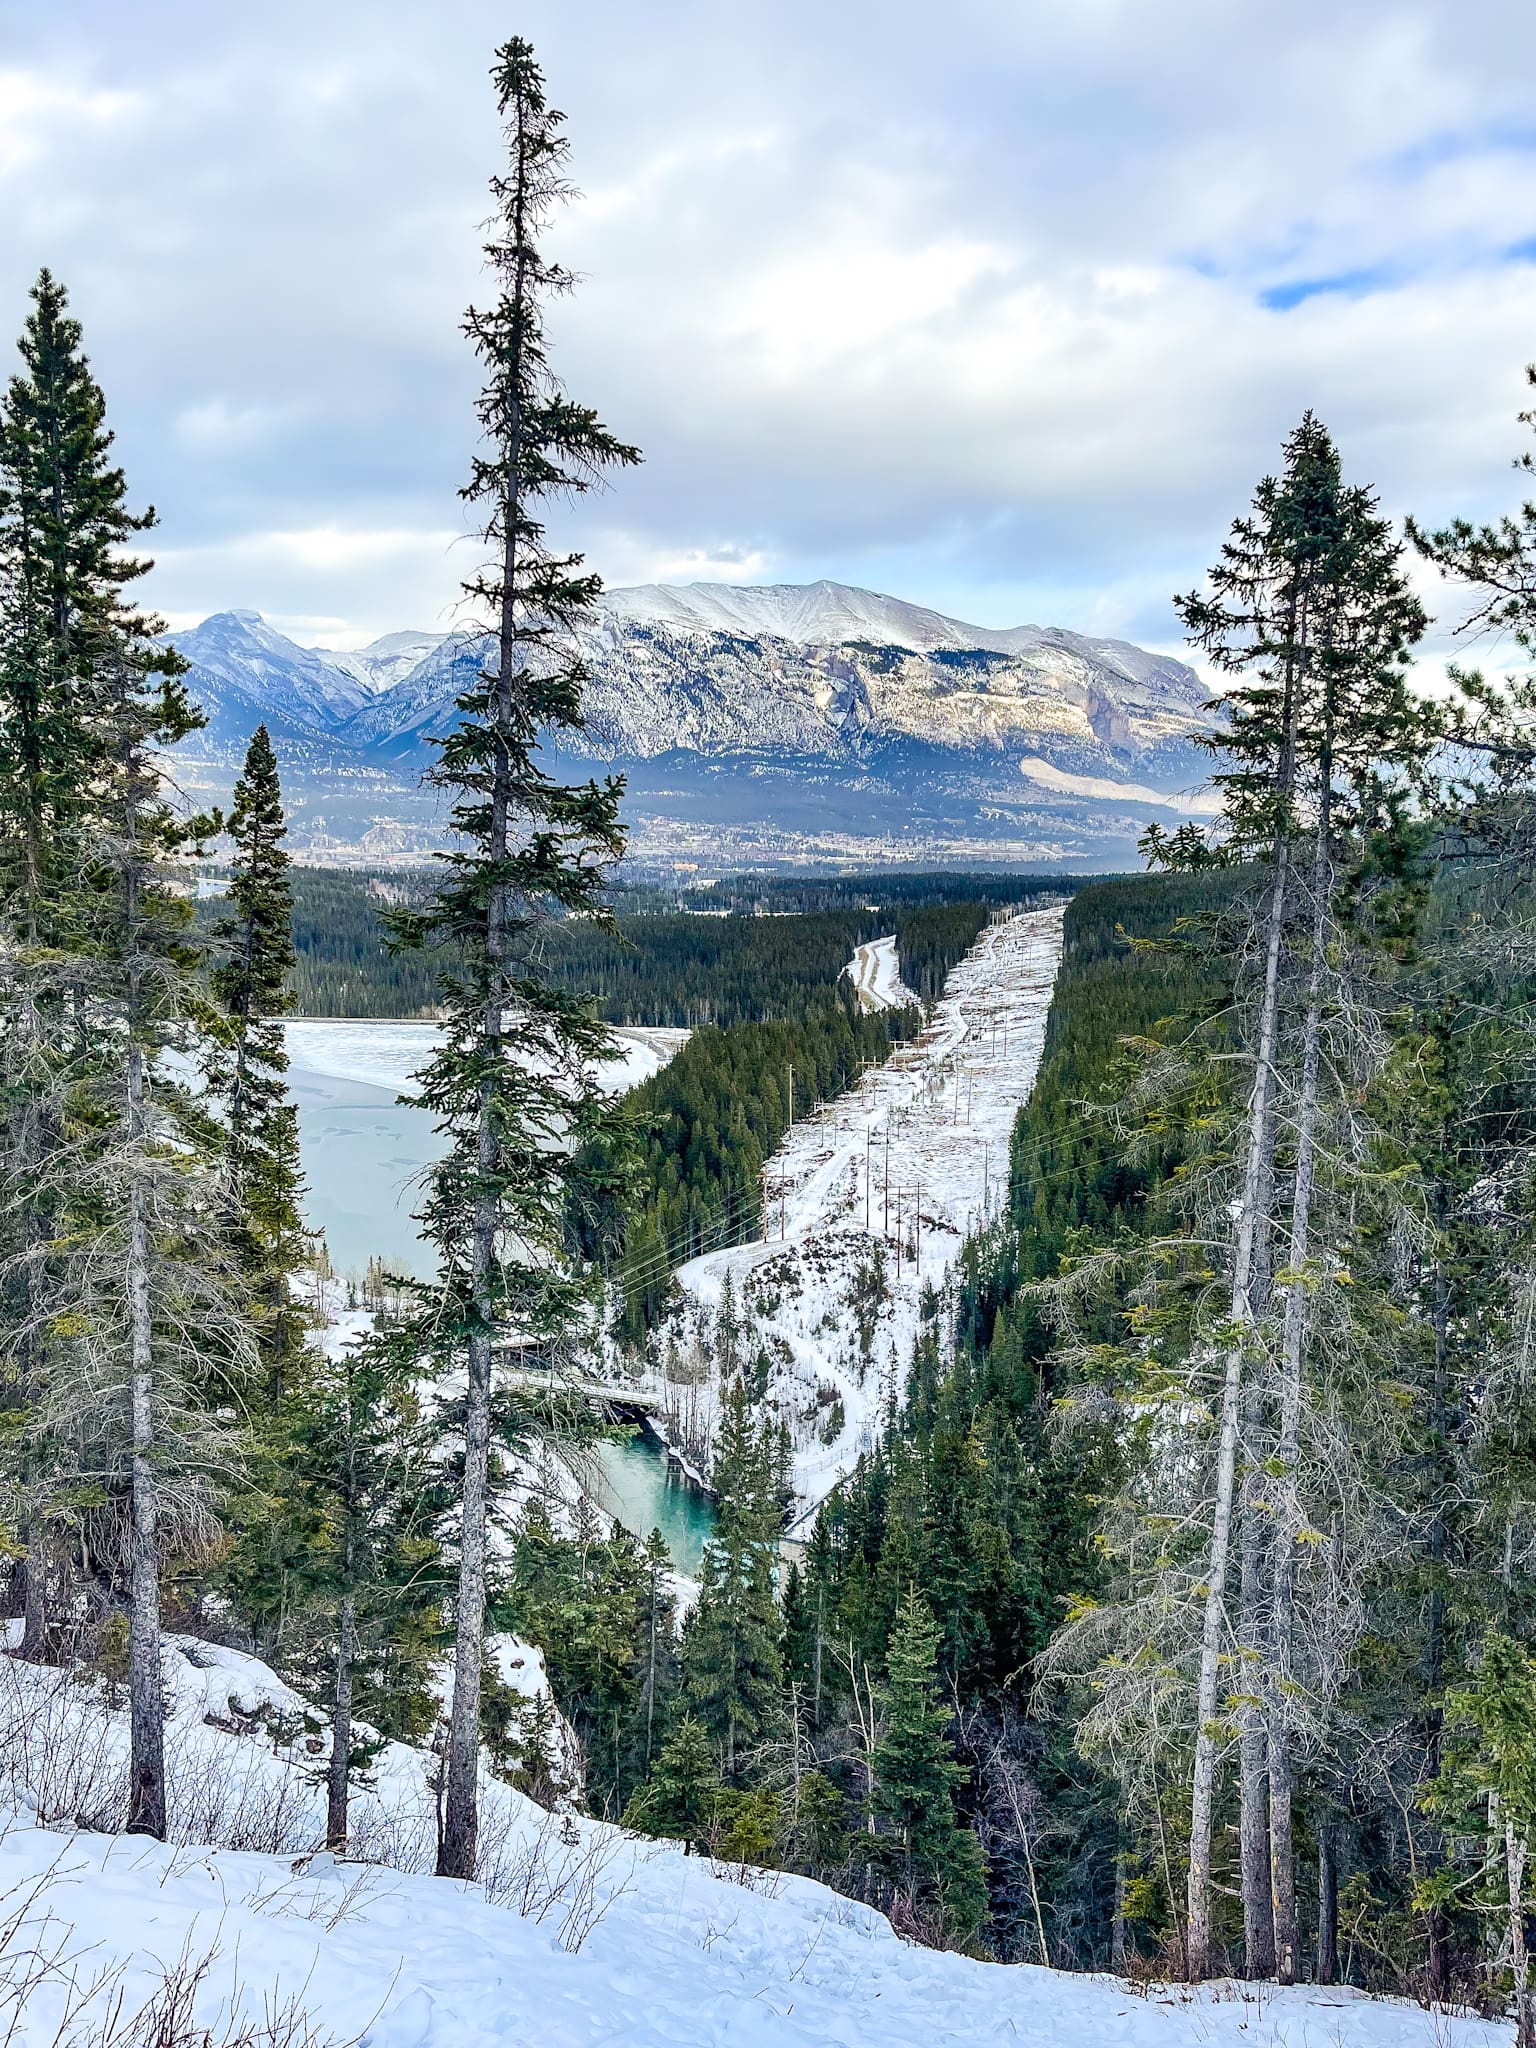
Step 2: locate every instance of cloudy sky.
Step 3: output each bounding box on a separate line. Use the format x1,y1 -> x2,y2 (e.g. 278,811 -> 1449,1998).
5,1 -> 1536,659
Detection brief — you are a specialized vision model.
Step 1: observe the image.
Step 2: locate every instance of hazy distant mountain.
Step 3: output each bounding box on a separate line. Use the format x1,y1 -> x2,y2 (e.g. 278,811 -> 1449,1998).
318,630 -> 448,695
165,582 -> 1216,869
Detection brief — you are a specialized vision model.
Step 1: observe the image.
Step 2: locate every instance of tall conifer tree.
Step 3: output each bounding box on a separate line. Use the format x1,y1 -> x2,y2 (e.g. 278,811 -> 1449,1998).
683,1383 -> 784,1780
873,1590 -> 988,1946
0,274 -> 171,1662
0,270 -> 150,928
208,723 -> 306,1388
390,38 -> 639,1881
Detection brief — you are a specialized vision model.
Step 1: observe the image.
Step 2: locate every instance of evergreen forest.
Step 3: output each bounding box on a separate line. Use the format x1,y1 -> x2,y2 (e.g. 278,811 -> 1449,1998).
265,864 -> 1062,1023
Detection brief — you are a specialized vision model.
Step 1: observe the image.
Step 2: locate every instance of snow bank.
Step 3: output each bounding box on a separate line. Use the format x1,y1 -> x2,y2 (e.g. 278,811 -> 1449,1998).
0,1644 -> 1506,2048
0,1632 -> 575,1859
842,933 -> 919,1013
284,1019 -> 689,1098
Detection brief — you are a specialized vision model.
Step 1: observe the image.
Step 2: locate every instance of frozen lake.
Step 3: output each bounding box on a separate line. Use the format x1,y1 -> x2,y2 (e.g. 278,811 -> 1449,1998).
284,1019 -> 712,1570
283,1018 -> 689,1280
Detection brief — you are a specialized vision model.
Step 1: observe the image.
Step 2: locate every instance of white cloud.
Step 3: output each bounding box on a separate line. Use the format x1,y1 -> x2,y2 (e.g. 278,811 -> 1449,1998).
0,69 -> 139,177
5,0 -> 1536,652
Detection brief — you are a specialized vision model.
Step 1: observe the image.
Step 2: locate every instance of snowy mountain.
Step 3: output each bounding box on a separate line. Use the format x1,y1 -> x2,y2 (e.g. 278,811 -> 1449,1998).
608,576 -> 1197,678
168,610 -> 373,730
165,583 -> 1217,865
318,627 -> 448,694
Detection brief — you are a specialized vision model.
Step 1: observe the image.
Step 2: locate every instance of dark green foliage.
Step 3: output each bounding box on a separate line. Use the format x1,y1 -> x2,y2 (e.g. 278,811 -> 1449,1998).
682,1383 -> 785,1779
547,897 -> 990,1022
623,1711 -> 720,1848
502,1497 -> 680,1817
207,726 -> 308,1388
286,1333 -> 443,1731
872,1591 -> 988,1945
379,35 -> 645,1881
794,870 -> 1238,1961
258,866 -> 1045,1025
615,992 -> 904,1336
283,868 -> 441,1018
0,270 -> 152,935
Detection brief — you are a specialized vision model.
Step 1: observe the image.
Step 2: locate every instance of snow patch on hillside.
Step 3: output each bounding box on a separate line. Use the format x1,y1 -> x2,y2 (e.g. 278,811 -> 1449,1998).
630,904 -> 1065,1524
1019,754 -> 1221,816
842,934 -> 919,1013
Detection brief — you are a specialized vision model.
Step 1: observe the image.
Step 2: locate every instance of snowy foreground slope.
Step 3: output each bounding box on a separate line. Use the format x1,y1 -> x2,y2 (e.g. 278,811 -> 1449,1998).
0,1644 -> 1506,2048
630,902 -> 1065,1524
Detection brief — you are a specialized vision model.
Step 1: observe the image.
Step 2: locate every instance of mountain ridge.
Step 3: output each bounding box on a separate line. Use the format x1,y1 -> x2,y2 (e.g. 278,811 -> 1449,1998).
164,581 -> 1215,867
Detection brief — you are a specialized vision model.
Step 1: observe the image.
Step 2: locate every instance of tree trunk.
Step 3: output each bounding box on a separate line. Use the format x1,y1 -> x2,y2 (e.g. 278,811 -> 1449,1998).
1187,843 -> 1290,1981
18,1521 -> 54,1663
438,1319 -> 492,1878
15,1003 -> 58,1664
1238,1385 -> 1275,1977
1238,1679 -> 1274,1975
326,1591 -> 356,1851
439,308 -> 521,1875
1268,788 -> 1331,1987
125,1144 -> 166,1839
1508,1818 -> 1533,2048
1424,1199 -> 1452,2000
1317,1820 -> 1338,1986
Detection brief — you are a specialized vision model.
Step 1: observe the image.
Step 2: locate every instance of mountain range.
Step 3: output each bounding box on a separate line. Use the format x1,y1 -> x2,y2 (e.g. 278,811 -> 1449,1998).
165,581 -> 1217,871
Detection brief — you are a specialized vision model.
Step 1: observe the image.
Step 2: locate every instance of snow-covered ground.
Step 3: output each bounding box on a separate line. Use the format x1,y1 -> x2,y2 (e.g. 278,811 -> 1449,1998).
1018,755 -> 1221,816
0,1640 -> 1507,2048
631,903 -> 1065,1526
842,933 -> 919,1013
284,1019 -> 690,1097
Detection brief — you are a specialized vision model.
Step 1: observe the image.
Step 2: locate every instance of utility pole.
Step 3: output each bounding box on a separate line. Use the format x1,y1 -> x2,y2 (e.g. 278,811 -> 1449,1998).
883,1127 -> 891,1236
915,1181 -> 921,1274
865,1122 -> 871,1231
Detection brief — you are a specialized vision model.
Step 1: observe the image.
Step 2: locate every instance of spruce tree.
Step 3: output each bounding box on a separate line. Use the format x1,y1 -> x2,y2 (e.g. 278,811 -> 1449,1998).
623,1711 -> 720,1849
0,270 -> 150,929
389,37 -> 639,1881
639,1526 -> 676,1774
683,1381 -> 784,1779
0,273 -> 145,1654
1163,418 -> 1426,1978
16,593 -> 249,1840
1426,1634 -> 1536,2048
286,1331 -> 441,1849
873,1590 -> 987,1946
208,724 -> 306,1390
0,277 -> 248,1852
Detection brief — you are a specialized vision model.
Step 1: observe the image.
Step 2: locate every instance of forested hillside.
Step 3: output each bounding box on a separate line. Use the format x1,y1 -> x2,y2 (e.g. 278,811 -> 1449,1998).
266,867 -> 1064,1021
610,895 -> 1028,1332
794,870 -> 1239,1960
